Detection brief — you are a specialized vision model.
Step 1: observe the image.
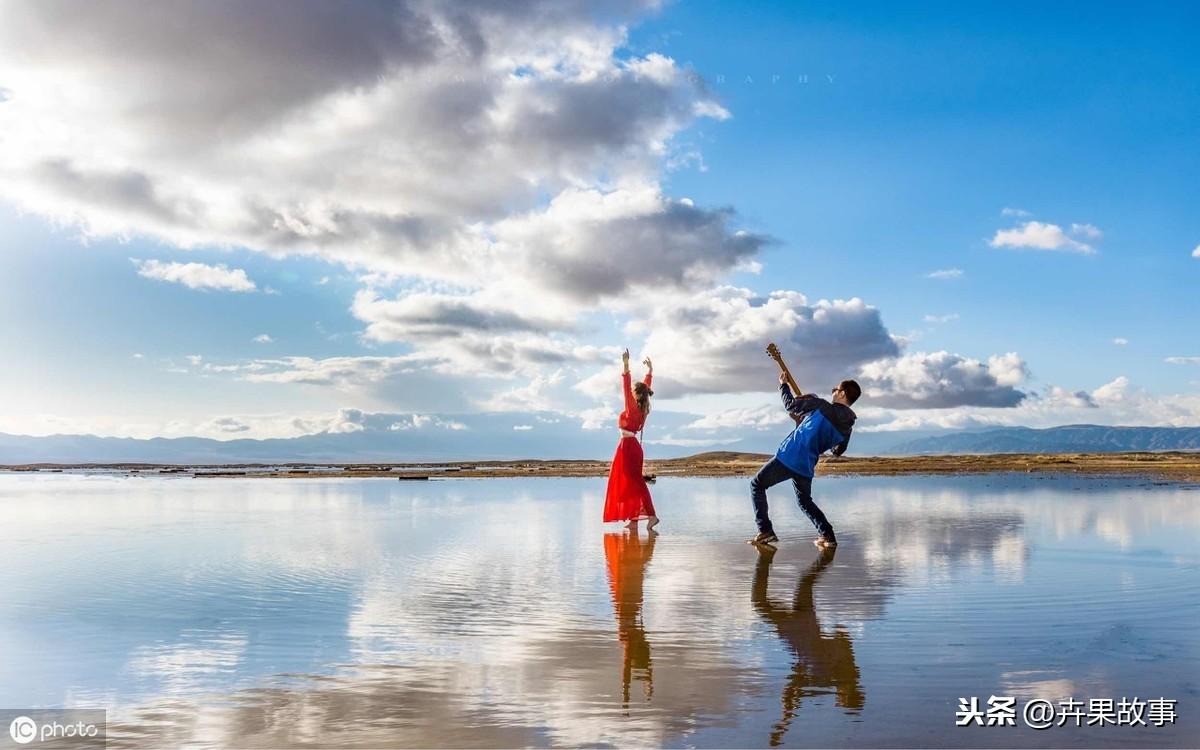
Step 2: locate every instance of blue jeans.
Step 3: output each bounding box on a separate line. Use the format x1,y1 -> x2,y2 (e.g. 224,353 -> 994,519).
750,457 -> 834,539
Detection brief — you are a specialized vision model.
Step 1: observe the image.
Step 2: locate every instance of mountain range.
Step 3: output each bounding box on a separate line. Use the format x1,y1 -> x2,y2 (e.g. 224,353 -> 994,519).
1,424 -> 1198,465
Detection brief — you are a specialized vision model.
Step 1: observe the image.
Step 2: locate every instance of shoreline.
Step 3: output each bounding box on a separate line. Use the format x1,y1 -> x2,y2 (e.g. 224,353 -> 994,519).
3,451 -> 1200,483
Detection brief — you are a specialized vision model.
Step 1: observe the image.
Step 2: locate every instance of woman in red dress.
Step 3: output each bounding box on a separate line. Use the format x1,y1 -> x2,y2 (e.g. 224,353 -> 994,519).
603,349 -> 659,531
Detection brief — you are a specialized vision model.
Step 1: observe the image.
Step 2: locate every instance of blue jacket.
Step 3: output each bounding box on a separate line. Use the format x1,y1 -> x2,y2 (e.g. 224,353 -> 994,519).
775,383 -> 856,477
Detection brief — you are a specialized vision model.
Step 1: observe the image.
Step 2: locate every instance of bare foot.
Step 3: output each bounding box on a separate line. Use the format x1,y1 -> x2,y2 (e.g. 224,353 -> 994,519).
813,535 -> 838,548
625,520 -> 639,531
646,516 -> 660,531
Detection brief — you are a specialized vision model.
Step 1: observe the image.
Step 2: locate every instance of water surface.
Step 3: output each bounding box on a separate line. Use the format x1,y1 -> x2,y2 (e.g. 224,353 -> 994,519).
1,473 -> 1197,747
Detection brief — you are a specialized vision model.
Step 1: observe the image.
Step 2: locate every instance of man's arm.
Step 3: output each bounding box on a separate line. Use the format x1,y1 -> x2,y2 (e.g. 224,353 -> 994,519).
779,376 -> 823,420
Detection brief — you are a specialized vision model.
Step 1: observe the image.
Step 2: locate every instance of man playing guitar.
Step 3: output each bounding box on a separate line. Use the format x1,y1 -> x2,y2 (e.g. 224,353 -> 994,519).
749,343 -> 862,548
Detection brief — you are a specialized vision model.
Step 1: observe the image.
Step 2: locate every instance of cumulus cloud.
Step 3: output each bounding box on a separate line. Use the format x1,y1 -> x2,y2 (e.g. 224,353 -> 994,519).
593,286 -> 900,398
133,259 -> 258,292
1091,376 -> 1129,403
352,289 -> 570,342
857,351 -> 1028,408
490,186 -> 769,304
862,375 -> 1200,433
253,334 -> 273,343
989,221 -> 1097,255
479,371 -> 566,412
925,268 -> 963,280
1070,223 -> 1102,239
0,0 -> 1052,434
0,0 -> 742,300
681,403 -> 790,432
1192,245 -> 1200,259
1112,337 -> 1129,346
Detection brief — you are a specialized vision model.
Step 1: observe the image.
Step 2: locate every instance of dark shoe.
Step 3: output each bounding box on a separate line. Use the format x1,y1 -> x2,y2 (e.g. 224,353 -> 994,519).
748,531 -> 779,546
814,534 -> 837,548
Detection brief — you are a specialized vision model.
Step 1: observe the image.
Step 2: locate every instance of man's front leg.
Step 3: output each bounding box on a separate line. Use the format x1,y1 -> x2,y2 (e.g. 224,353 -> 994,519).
791,475 -> 835,540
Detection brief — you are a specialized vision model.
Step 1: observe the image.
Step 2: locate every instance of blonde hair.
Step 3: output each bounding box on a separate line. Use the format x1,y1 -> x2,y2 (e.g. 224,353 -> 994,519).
632,381 -> 653,414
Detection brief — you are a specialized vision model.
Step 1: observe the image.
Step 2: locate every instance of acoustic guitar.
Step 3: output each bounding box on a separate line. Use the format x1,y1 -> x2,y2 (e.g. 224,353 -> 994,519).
766,342 -> 801,398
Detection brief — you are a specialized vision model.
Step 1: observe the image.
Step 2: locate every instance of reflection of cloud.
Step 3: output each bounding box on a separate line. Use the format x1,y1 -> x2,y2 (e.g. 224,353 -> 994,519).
126,631 -> 247,697
1095,514 -> 1134,549
991,533 -> 1028,582
1000,670 -> 1076,702
857,509 -> 1027,586
12,473 -> 1200,748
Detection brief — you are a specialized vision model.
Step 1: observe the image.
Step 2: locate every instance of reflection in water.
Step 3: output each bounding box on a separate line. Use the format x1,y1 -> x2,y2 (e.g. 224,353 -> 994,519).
752,546 -> 864,746
2,473 -> 1198,748
604,531 -> 656,708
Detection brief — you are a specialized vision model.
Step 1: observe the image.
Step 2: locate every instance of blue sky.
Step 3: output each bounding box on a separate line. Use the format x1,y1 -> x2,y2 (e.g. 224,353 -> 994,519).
0,1 -> 1196,448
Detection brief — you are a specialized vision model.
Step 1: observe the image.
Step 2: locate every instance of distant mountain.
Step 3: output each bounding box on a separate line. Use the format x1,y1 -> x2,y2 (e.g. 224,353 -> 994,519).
3,422 -> 1198,466
888,425 -> 1200,454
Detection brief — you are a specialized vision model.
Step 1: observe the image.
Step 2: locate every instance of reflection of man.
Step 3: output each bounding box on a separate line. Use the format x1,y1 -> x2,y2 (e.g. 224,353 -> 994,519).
752,546 -> 864,747
604,531 -> 657,708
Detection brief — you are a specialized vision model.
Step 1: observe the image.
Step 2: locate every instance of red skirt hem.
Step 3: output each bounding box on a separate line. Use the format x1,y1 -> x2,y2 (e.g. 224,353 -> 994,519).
603,436 -> 656,522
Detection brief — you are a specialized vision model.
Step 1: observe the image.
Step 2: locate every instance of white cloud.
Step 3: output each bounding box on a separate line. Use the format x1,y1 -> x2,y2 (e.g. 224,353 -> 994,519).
925,268 -> 963,280
1192,245 -> 1200,259
0,1 -> 740,303
1111,338 -> 1128,346
1092,375 -> 1128,403
1070,223 -> 1102,239
253,334 -> 273,344
577,406 -> 617,431
923,313 -> 959,324
858,351 -> 1028,408
0,2 -> 1079,436
1165,356 -> 1200,365
604,286 -> 901,398
861,374 -> 1200,433
512,424 -> 533,431
681,403 -> 789,432
240,355 -> 428,386
1001,207 -> 1031,217
133,259 -> 258,292
388,414 -> 466,432
989,221 -> 1097,255
479,371 -> 566,412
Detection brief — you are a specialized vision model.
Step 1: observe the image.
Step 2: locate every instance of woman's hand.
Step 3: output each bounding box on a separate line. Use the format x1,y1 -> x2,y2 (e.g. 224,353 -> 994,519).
622,348 -> 630,373
642,356 -> 652,372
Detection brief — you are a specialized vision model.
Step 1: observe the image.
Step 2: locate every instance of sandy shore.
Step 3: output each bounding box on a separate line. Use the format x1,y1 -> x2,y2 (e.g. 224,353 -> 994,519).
4,451 -> 1200,483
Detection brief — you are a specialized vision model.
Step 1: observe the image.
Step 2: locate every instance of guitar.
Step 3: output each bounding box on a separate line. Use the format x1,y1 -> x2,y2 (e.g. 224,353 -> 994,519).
766,342 -> 802,398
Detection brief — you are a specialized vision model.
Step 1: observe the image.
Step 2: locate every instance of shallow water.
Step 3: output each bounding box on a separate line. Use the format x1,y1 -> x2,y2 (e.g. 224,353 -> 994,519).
1,472 -> 1197,748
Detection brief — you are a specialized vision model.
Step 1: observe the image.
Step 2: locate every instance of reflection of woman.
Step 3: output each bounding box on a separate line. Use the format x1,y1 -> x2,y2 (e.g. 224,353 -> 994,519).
752,546 -> 864,747
602,349 -> 659,531
604,531 -> 657,708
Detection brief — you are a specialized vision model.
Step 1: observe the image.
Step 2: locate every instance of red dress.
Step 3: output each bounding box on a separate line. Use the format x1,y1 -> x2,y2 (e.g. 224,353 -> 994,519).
603,371 -> 656,522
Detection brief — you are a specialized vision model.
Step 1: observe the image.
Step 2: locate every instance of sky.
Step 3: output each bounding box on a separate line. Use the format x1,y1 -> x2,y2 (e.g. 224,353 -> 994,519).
0,0 -> 1197,453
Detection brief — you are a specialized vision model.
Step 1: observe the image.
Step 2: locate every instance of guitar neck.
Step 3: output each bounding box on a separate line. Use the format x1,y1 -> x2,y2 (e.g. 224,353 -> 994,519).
774,358 -> 802,398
